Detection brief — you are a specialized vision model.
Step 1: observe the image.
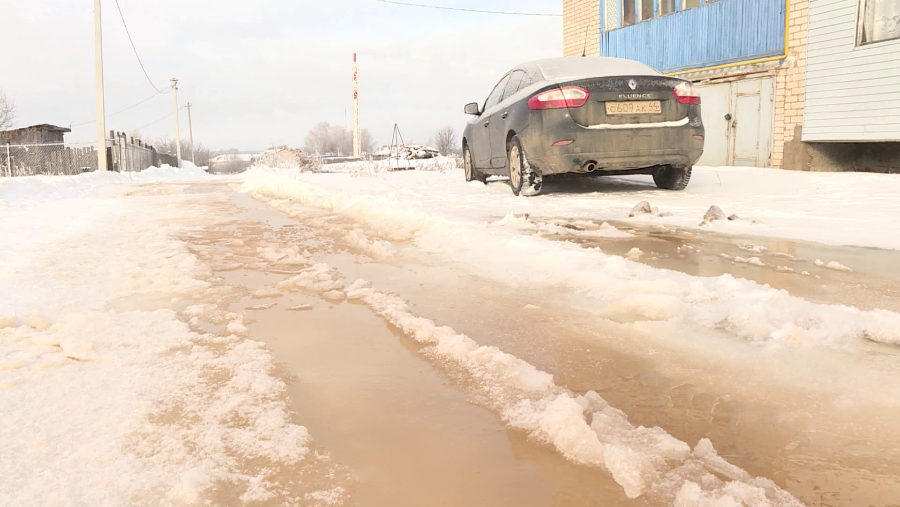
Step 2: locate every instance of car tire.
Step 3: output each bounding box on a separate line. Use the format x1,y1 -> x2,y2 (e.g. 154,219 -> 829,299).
507,136 -> 542,196
463,145 -> 487,184
652,165 -> 692,190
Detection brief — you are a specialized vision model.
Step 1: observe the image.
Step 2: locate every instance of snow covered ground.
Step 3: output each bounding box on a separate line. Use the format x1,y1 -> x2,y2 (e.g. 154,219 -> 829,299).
0,167 -> 344,506
3,162 -> 900,506
302,162 -> 900,251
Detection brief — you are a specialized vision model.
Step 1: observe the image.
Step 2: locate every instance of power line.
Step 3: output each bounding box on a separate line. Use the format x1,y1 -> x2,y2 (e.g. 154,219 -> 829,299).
71,91 -> 167,127
373,0 -> 562,16
136,106 -> 184,131
114,0 -> 170,94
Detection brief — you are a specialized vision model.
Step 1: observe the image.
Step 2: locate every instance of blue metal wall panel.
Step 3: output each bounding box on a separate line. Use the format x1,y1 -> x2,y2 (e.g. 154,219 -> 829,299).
600,0 -> 786,73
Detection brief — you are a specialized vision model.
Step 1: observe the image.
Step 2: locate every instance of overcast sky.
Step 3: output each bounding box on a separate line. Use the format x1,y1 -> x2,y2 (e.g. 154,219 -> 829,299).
1,1 -> 561,151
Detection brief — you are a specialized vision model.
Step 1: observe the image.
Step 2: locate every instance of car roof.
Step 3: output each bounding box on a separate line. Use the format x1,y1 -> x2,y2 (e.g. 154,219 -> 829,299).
514,57 -> 661,81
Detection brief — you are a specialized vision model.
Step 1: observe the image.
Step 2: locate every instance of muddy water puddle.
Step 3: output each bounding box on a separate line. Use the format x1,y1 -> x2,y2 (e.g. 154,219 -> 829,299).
200,189 -> 634,507
181,183 -> 900,507
242,196 -> 900,507
317,249 -> 900,507
535,217 -> 900,313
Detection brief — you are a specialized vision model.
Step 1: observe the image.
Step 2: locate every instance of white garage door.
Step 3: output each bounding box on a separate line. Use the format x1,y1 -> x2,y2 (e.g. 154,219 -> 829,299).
696,77 -> 774,168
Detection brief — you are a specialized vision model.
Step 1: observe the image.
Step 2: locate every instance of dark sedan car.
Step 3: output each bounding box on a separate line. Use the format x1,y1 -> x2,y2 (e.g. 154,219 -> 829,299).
462,57 -> 704,196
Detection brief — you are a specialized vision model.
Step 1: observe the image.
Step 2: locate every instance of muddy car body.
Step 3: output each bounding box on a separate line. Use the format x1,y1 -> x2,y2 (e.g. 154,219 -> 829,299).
462,57 -> 705,195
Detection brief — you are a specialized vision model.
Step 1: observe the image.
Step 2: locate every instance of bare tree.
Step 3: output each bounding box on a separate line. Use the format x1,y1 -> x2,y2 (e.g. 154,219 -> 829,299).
304,121 -> 337,154
0,90 -> 16,131
304,121 -> 375,156
433,125 -> 458,155
361,129 -> 375,154
152,136 -> 212,167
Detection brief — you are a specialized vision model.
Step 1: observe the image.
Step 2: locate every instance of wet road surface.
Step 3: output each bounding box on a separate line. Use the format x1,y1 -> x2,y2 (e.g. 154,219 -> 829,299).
165,181 -> 900,507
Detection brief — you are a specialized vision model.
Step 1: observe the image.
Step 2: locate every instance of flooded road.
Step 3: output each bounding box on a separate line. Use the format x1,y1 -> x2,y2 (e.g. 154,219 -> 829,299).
528,216 -> 900,314
172,182 -> 900,507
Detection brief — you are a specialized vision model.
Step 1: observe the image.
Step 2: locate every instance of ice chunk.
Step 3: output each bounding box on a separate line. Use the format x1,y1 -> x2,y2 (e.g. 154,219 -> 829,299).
322,291 -> 346,303
26,314 -> 52,331
493,212 -> 538,229
701,205 -> 727,224
629,201 -> 653,217
252,288 -> 282,299
626,248 -> 643,260
0,314 -> 18,329
825,261 -> 852,272
226,319 -> 249,335
734,256 -> 764,267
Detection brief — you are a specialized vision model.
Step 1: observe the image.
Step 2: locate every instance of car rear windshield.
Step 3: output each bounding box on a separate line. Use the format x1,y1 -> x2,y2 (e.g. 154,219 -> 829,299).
534,58 -> 661,81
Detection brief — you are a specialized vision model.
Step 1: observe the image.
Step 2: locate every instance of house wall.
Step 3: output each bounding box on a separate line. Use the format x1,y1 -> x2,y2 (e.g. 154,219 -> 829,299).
803,0 -> 900,142
600,0 -> 787,73
563,0 -> 600,57
773,0 -> 808,170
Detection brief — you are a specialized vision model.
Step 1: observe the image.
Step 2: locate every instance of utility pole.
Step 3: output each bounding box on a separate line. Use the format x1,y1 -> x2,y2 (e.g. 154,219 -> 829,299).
93,0 -> 108,171
186,102 -> 195,164
170,78 -> 182,167
352,53 -> 361,159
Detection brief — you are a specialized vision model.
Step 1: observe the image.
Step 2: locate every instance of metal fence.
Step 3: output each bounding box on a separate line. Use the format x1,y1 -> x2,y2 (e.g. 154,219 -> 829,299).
110,133 -> 163,173
1,135 -> 175,177
1,141 -> 100,177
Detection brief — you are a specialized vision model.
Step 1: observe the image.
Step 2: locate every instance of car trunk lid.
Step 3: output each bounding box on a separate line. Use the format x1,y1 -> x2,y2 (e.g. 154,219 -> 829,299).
558,76 -> 692,128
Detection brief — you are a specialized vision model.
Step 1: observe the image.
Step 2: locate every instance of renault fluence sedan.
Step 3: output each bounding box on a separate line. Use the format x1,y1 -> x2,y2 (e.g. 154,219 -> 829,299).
462,57 -> 704,196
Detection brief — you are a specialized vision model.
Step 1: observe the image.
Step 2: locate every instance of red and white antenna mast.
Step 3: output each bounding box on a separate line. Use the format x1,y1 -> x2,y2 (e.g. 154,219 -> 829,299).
352,53 -> 361,158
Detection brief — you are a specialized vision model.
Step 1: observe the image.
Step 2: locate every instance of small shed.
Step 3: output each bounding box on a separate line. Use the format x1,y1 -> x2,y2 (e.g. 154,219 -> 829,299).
0,124 -> 72,145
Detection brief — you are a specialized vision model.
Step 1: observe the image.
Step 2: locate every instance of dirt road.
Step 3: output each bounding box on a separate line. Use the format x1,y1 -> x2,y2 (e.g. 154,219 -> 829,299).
164,181 -> 900,507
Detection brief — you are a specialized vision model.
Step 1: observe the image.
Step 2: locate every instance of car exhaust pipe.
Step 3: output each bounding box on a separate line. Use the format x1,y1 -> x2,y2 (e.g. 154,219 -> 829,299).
582,161 -> 598,172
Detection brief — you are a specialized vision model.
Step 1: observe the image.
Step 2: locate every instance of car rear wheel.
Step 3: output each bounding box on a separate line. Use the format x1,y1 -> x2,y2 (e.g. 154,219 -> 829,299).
652,165 -> 692,191
507,136 -> 542,196
463,145 -> 487,183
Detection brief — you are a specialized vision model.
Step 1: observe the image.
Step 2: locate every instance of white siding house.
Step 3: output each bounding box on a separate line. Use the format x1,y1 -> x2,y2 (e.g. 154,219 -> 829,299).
804,0 -> 900,142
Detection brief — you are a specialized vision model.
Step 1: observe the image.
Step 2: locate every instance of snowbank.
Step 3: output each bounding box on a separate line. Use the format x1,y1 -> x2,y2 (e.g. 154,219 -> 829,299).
238,164 -> 900,250
0,164 -> 208,206
0,168 -> 339,506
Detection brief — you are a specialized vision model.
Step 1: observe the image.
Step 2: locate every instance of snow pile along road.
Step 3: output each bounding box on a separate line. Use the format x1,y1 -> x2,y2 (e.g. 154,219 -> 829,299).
0,168 -> 343,506
239,168 -> 900,349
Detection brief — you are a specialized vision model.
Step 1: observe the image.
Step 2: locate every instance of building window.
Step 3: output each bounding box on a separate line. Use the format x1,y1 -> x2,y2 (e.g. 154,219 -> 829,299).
683,0 -> 701,8
623,0 -> 635,26
641,0 -> 655,21
605,0 -> 620,30
858,0 -> 900,44
660,0 -> 676,15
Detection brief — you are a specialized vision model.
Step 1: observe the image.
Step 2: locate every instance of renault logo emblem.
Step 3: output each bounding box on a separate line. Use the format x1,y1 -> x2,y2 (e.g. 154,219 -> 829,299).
628,79 -> 637,90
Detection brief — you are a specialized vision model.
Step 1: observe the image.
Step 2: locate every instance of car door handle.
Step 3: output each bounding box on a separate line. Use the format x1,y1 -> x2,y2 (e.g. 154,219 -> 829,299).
501,112 -> 508,120
483,120 -> 490,127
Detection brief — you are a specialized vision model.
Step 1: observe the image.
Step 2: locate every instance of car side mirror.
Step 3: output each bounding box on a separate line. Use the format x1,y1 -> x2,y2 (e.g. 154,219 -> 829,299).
464,102 -> 481,115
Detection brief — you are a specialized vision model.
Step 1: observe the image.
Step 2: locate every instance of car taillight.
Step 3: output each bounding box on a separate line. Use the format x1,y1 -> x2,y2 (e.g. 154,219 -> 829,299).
673,82 -> 701,105
527,87 -> 590,110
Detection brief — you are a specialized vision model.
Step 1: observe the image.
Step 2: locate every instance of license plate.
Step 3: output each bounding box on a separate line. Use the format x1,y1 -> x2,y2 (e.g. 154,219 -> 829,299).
605,100 -> 662,115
